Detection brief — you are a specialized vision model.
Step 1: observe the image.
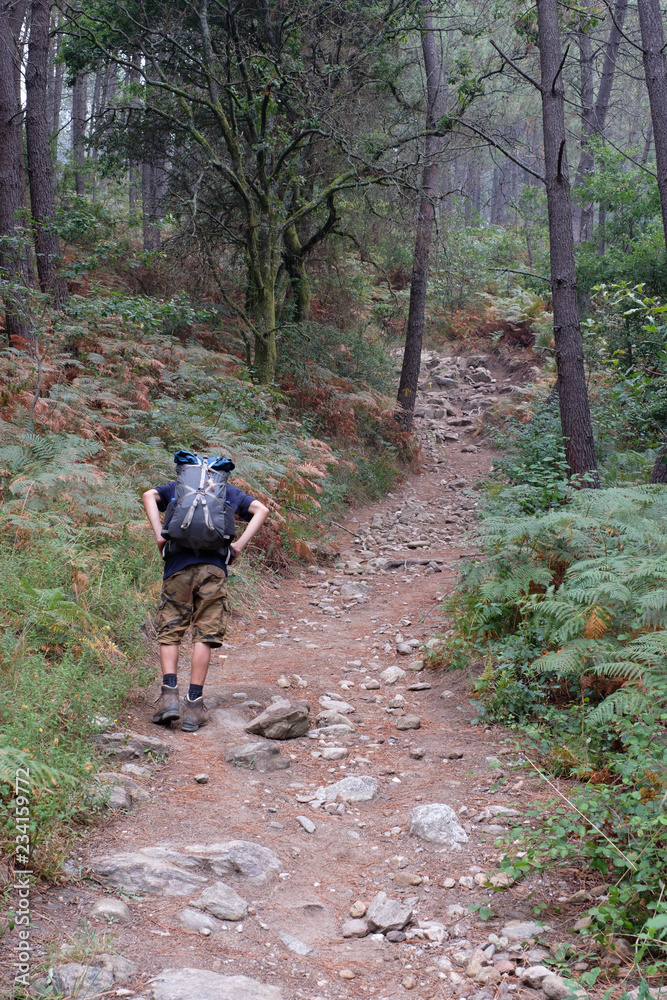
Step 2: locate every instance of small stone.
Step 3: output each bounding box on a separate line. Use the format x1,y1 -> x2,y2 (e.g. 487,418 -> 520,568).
475,967 -> 501,986
93,730 -> 173,760
501,920 -> 551,942
342,919 -> 369,938
494,961 -> 515,975
277,676 -> 291,688
385,929 -> 406,942
573,915 -> 592,931
441,690 -> 454,699
396,642 -> 414,655
444,750 -> 464,759
318,696 -> 355,715
394,872 -> 422,888
466,949 -> 490,977
226,741 -> 290,772
410,803 -> 468,846
362,679 -> 380,690
388,695 -> 405,708
106,786 -> 132,810
409,747 -> 425,759
442,877 -> 456,888
192,881 -> 248,921
97,954 -> 137,984
405,659 -> 425,672
339,968 -> 355,979
380,665 -> 406,685
297,815 -> 316,834
321,747 -> 347,761
396,714 -> 421,731
366,890 -> 413,932
402,973 -> 418,989
407,682 -> 431,691
317,775 -> 377,802
279,932 -> 312,955
194,773 -> 209,784
487,871 -> 513,889
565,889 -> 592,904
350,900 -> 367,918
174,908 -> 224,934
245,698 -> 310,740
89,897 -> 132,923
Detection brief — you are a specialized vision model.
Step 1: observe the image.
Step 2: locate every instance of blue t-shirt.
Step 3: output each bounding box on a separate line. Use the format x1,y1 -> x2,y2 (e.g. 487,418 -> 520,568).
155,480 -> 256,579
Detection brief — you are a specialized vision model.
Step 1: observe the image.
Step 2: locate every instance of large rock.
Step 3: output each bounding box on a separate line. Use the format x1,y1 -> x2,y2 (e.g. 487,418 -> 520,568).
542,975 -> 588,1000
91,841 -> 280,894
52,964 -> 114,999
90,847 -> 209,896
409,803 -> 468,847
366,891 -> 413,933
313,775 -> 377,803
92,731 -> 173,760
151,968 -> 282,1000
225,741 -> 290,772
97,773 -> 151,803
183,840 -> 281,881
245,699 -> 310,740
192,881 -> 248,921
520,965 -> 552,988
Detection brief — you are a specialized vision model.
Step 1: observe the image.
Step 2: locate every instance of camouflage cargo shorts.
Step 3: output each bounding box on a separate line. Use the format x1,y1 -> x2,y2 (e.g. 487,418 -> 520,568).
155,564 -> 230,648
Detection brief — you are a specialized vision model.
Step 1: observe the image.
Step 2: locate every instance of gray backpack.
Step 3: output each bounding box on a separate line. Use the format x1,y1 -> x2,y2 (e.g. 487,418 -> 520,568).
161,452 -> 236,554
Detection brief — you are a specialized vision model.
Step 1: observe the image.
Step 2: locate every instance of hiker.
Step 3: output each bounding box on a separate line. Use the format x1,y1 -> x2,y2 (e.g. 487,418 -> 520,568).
142,452 -> 269,732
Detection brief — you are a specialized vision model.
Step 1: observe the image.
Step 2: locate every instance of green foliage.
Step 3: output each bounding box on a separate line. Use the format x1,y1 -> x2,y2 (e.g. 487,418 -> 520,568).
490,400 -> 570,512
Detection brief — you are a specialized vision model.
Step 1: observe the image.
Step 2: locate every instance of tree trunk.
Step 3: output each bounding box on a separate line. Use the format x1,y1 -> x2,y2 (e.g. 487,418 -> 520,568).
72,72 -> 87,195
397,5 -> 446,431
142,161 -> 164,250
638,0 -> 667,267
252,282 -> 277,383
90,67 -> 101,201
25,0 -> 68,307
574,0 -> 628,242
650,444 -> 667,483
0,0 -> 31,344
282,222 -> 311,322
573,26 -> 593,242
537,0 -> 598,483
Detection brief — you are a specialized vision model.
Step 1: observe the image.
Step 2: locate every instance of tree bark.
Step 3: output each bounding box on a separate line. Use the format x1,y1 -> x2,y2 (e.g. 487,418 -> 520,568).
537,0 -> 598,483
142,159 -> 168,250
638,0 -> 667,267
71,72 -> 87,195
25,0 -> 68,307
0,0 -> 31,344
573,0 -> 628,242
397,5 -> 446,431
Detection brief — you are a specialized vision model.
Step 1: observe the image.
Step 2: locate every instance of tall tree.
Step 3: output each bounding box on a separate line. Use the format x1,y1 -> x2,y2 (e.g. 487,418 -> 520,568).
537,0 -> 598,481
397,6 -> 446,431
0,0 -> 31,344
25,0 -> 68,306
637,0 -> 667,482
71,71 -> 87,195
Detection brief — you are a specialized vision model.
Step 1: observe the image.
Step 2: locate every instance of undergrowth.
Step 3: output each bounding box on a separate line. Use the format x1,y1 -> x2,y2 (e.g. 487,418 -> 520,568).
446,372 -> 667,966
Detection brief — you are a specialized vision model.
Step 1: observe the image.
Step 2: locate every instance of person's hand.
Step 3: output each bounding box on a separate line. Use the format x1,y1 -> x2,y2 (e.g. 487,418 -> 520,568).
157,537 -> 166,555
228,544 -> 239,564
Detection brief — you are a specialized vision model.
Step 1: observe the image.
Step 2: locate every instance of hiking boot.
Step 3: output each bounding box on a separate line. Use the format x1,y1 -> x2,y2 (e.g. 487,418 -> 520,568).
181,695 -> 207,732
152,684 -> 180,725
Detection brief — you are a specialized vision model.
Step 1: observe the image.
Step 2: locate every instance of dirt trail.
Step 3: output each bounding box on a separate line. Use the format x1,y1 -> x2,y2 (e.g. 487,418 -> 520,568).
22,352 -> 604,1000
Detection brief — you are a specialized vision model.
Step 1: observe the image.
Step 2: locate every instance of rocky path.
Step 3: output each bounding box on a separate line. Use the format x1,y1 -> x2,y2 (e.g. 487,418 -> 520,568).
20,350 -> 624,1000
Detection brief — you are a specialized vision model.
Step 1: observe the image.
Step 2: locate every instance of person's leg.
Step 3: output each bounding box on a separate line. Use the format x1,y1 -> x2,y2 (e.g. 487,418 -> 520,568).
189,642 -> 211,688
153,569 -> 195,725
182,565 -> 229,732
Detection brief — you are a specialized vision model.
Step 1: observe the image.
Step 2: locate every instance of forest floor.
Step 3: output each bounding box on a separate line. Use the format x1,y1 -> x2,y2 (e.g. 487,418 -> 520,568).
14,351 -> 637,1000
